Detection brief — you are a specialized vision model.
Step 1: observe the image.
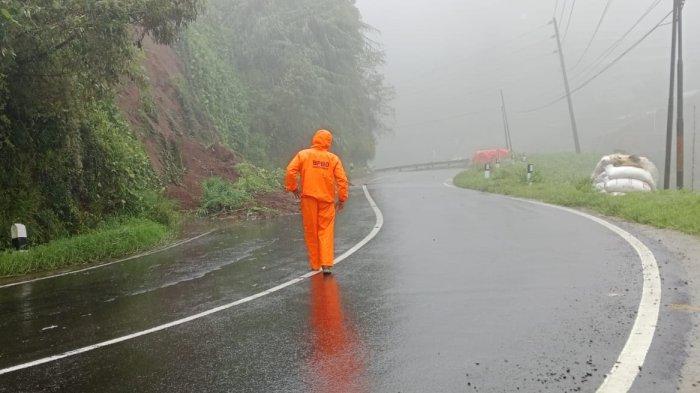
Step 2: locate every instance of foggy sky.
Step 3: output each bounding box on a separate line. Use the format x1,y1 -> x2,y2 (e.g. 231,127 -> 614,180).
356,0 -> 700,174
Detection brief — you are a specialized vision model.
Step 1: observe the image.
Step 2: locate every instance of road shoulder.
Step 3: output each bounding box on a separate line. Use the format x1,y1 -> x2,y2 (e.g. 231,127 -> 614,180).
595,214 -> 700,392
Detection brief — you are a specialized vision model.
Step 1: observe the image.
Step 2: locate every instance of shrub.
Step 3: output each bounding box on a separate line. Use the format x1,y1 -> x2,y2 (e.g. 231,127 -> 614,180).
199,162 -> 283,215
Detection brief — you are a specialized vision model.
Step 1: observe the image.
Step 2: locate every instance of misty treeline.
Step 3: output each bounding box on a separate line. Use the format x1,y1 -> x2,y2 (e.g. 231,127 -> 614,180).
0,0 -> 390,248
178,0 -> 393,166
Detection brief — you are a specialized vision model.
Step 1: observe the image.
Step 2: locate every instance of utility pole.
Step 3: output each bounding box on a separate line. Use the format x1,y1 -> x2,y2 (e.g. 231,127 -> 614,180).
664,0 -> 679,189
676,0 -> 685,189
500,89 -> 513,152
692,104 -> 697,190
552,17 -> 581,154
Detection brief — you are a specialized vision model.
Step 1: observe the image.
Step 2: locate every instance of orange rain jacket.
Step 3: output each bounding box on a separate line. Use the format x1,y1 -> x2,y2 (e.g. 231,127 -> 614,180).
285,130 -> 349,203
285,130 -> 349,269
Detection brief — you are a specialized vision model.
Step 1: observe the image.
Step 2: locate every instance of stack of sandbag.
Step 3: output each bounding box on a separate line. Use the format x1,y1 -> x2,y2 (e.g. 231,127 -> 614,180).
591,154 -> 658,195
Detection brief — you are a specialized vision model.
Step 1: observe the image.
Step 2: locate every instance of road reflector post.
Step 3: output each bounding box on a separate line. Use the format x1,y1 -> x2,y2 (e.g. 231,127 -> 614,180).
484,163 -> 491,179
527,163 -> 535,185
11,224 -> 27,251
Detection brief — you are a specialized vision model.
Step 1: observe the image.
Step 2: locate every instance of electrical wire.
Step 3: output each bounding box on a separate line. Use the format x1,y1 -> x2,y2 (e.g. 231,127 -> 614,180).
559,0 -> 568,27
571,0 -> 663,82
516,9 -> 673,114
572,0 -> 614,69
562,0 -> 577,41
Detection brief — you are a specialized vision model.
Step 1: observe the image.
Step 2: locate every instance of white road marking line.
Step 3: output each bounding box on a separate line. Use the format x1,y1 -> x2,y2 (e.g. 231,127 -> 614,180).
0,230 -> 216,290
444,181 -> 661,393
0,185 -> 383,376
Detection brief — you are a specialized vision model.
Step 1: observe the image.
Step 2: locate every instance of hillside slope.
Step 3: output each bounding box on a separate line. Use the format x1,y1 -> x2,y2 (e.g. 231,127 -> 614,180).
117,38 -> 241,210
0,0 -> 388,251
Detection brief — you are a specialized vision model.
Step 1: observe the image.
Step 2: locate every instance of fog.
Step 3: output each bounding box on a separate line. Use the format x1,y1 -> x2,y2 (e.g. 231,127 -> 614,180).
356,0 -> 700,179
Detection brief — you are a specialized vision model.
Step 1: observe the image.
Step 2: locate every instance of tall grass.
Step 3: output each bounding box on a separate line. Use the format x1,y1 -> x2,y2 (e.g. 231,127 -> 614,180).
199,163 -> 283,215
454,153 -> 700,236
0,218 -> 172,277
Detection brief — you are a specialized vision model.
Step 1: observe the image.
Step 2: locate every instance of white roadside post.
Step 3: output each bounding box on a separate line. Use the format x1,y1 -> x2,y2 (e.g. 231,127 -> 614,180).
527,163 -> 535,185
484,163 -> 492,179
11,224 -> 27,251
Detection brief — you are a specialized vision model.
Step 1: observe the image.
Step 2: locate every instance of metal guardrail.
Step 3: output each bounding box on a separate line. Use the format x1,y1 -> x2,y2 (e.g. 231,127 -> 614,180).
373,158 -> 471,173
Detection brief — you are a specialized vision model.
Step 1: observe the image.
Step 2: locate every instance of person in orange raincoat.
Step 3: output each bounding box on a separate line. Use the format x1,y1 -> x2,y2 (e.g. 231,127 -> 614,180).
285,129 -> 349,274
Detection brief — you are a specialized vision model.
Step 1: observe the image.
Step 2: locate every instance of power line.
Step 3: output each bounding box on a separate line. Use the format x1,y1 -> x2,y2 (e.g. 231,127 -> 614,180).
558,0 -> 568,26
572,0 -> 614,69
562,0 -> 577,41
571,0 -> 663,82
517,9 -> 673,114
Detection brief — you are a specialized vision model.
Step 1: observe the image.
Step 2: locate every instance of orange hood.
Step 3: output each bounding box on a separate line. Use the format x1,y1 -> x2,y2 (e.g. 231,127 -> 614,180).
311,129 -> 333,151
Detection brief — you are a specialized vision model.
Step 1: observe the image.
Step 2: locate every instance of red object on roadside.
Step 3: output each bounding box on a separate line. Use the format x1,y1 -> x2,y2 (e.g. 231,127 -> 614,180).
471,149 -> 510,165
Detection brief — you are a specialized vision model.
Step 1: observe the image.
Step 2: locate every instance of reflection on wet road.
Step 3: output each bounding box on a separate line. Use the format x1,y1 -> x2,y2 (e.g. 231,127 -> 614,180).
307,275 -> 367,393
0,169 -> 690,392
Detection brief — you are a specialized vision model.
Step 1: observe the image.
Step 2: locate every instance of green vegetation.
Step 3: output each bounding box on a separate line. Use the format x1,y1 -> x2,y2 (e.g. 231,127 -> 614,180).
0,0 -> 391,276
200,163 -> 283,215
453,153 -> 700,236
0,1 -> 201,249
0,217 -> 171,277
177,0 -> 393,167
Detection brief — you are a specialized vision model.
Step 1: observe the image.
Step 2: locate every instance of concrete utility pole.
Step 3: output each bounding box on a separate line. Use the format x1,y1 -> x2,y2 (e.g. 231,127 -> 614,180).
664,0 -> 679,189
552,17 -> 581,154
500,89 -> 513,152
676,0 -> 685,189
692,104 -> 697,190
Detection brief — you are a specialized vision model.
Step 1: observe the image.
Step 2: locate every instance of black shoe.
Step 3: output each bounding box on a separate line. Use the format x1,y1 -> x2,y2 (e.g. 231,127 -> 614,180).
321,266 -> 333,275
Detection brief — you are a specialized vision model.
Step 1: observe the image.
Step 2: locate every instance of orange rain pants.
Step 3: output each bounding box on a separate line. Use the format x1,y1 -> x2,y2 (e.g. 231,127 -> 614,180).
285,130 -> 349,270
301,197 -> 336,270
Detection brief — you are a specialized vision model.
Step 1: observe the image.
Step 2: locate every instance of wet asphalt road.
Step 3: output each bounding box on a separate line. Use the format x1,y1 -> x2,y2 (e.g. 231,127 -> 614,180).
0,169 -> 691,392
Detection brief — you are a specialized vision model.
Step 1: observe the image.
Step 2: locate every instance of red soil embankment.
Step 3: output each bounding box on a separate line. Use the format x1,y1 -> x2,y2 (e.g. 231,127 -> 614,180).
117,38 -> 239,210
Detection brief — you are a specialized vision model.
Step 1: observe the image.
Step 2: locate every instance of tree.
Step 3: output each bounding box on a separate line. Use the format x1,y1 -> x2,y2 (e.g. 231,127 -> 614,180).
0,0 -> 203,247
181,0 -> 393,166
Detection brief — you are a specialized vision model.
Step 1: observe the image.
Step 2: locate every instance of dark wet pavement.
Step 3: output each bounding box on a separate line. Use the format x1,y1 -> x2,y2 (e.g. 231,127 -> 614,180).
0,169 -> 690,392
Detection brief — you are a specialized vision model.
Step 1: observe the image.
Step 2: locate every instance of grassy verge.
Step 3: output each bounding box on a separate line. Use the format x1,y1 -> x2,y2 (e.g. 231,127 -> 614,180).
199,162 -> 283,216
453,153 -> 700,236
0,217 -> 173,277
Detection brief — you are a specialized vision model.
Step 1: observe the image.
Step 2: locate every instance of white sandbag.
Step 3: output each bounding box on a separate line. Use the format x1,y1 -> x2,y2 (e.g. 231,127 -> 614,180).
591,154 -> 620,180
593,171 -> 609,184
591,154 -> 660,182
637,157 -> 660,184
604,165 -> 656,189
604,178 -> 652,194
594,182 -> 606,192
